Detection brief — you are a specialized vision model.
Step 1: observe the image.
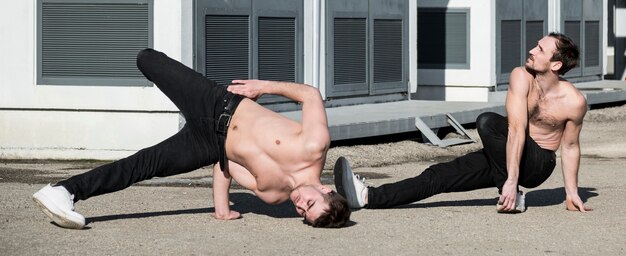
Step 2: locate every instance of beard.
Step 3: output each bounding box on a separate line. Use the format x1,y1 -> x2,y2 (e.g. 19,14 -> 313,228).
525,57 -> 546,76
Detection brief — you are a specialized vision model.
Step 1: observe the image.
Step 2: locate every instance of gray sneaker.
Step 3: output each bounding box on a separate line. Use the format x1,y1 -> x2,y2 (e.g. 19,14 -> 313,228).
33,184 -> 85,229
333,157 -> 367,209
497,191 -> 526,213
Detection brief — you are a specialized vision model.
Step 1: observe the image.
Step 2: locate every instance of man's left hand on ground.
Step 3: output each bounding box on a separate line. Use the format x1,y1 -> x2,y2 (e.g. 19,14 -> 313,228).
566,194 -> 592,212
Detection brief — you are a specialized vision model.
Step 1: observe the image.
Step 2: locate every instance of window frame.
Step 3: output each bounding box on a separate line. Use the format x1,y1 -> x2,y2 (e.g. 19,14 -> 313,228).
36,0 -> 154,87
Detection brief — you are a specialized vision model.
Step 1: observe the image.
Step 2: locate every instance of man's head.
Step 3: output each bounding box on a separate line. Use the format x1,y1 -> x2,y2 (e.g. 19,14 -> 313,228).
290,185 -> 350,228
526,32 -> 579,75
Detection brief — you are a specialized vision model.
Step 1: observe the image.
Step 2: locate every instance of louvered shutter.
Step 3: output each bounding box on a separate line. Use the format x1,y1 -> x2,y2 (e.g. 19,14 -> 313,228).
204,15 -> 249,87
584,21 -> 600,68
500,20 -> 522,75
563,20 -> 582,76
257,17 -> 296,82
525,21 -> 544,56
373,19 -> 402,84
39,1 -> 152,86
334,18 -> 367,86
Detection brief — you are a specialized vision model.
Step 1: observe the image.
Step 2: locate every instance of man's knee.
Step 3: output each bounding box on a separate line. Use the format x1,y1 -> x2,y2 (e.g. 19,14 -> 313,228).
477,112 -> 497,132
476,112 -> 506,134
136,48 -> 161,79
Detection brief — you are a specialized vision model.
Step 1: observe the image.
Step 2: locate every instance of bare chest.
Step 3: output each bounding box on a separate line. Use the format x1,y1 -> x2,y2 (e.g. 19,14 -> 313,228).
527,90 -> 565,129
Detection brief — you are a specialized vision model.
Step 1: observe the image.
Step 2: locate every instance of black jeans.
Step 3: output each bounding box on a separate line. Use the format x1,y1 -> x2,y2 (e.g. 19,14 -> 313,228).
58,48 -> 231,202
366,112 -> 557,209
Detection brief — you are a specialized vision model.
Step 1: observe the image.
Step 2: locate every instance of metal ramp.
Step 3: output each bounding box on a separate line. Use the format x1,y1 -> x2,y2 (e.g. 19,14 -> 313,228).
415,113 -> 475,147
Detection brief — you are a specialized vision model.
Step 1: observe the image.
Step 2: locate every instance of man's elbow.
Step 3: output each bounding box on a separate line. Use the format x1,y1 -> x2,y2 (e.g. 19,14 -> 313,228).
561,141 -> 581,156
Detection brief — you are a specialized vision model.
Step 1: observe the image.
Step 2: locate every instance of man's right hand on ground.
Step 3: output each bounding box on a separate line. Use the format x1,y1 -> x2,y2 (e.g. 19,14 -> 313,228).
497,179 -> 518,212
212,210 -> 241,220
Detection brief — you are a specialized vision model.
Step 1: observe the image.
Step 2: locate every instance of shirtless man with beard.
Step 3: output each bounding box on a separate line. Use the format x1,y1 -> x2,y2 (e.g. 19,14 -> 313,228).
336,32 -> 592,213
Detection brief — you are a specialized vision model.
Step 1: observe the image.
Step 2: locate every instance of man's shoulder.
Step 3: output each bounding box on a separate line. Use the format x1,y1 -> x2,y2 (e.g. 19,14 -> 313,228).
558,79 -> 587,117
559,79 -> 585,100
510,66 -> 534,82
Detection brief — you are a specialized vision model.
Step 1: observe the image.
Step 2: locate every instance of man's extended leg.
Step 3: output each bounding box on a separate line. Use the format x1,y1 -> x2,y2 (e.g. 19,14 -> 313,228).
364,151 -> 495,209
335,150 -> 496,209
56,122 -> 215,201
33,122 -> 216,229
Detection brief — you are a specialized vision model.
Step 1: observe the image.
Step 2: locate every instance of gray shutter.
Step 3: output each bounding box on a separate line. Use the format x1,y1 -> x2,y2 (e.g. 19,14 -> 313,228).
561,0 -> 583,77
373,19 -> 402,83
326,0 -> 369,98
369,0 -> 407,95
204,15 -> 249,87
257,17 -> 296,82
39,1 -> 151,86
525,21 -> 544,55
584,21 -> 600,67
500,20 -> 522,75
334,18 -> 368,86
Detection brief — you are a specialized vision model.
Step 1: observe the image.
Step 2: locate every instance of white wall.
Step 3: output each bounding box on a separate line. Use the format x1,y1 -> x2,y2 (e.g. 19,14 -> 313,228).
415,0 -> 495,102
0,1 -> 186,160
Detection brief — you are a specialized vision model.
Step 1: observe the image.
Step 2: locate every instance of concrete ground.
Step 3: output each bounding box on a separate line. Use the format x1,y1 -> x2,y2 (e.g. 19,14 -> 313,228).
1,104 -> 626,255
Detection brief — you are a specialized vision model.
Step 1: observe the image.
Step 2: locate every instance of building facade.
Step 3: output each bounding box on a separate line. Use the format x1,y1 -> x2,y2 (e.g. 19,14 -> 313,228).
0,0 -> 610,159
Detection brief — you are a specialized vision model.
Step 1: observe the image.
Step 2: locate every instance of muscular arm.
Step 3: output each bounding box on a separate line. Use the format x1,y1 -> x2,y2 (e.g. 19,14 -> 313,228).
500,67 -> 531,211
228,80 -> 331,155
561,97 -> 591,212
212,162 -> 240,220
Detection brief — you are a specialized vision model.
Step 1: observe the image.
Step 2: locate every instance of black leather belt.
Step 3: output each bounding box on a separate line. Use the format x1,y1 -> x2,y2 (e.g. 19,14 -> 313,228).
216,93 -> 244,173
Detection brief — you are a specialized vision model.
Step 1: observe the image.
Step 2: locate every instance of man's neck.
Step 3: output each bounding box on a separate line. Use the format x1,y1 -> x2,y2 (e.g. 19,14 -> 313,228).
533,71 -> 561,95
289,170 -> 322,190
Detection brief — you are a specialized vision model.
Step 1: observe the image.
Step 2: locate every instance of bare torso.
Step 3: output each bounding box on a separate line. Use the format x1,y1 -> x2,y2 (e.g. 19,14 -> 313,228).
221,99 -> 327,203
521,68 -> 585,151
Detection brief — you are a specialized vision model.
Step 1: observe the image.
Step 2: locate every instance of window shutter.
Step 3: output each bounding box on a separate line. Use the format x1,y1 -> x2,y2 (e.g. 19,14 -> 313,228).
373,19 -> 402,83
584,21 -> 600,67
525,21 -> 544,55
500,20 -> 522,74
204,15 -> 249,86
258,17 -> 296,82
40,1 -> 151,85
333,18 -> 367,85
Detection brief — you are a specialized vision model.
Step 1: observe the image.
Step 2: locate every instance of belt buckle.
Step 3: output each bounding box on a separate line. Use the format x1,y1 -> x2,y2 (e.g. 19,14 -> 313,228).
216,113 -> 232,134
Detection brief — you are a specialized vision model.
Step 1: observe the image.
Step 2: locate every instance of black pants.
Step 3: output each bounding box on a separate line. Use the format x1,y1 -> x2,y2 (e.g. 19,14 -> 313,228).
58,49 -> 230,202
366,112 -> 557,209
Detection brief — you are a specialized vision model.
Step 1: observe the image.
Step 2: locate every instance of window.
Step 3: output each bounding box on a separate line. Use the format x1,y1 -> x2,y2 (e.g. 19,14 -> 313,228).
326,0 -> 407,98
418,8 -> 470,69
37,0 -> 153,86
195,0 -> 303,105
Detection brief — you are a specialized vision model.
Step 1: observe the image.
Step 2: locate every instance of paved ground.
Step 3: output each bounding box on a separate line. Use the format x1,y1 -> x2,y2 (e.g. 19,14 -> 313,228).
1,104 -> 626,255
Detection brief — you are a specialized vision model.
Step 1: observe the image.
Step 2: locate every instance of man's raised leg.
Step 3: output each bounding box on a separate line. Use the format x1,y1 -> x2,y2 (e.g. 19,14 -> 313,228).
136,48 -> 227,119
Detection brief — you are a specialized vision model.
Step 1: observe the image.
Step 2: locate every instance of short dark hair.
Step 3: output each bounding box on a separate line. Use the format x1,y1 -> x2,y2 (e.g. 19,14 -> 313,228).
310,191 -> 351,228
548,32 -> 580,75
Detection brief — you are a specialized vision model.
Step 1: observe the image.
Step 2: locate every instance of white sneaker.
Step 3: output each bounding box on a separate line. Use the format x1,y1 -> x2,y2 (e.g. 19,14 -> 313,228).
333,157 -> 367,209
32,184 -> 85,229
497,191 -> 526,213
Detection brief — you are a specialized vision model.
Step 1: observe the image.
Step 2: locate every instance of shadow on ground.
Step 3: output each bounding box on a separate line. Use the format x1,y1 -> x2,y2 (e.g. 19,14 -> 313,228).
85,192 -> 299,225
386,187 -> 598,210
